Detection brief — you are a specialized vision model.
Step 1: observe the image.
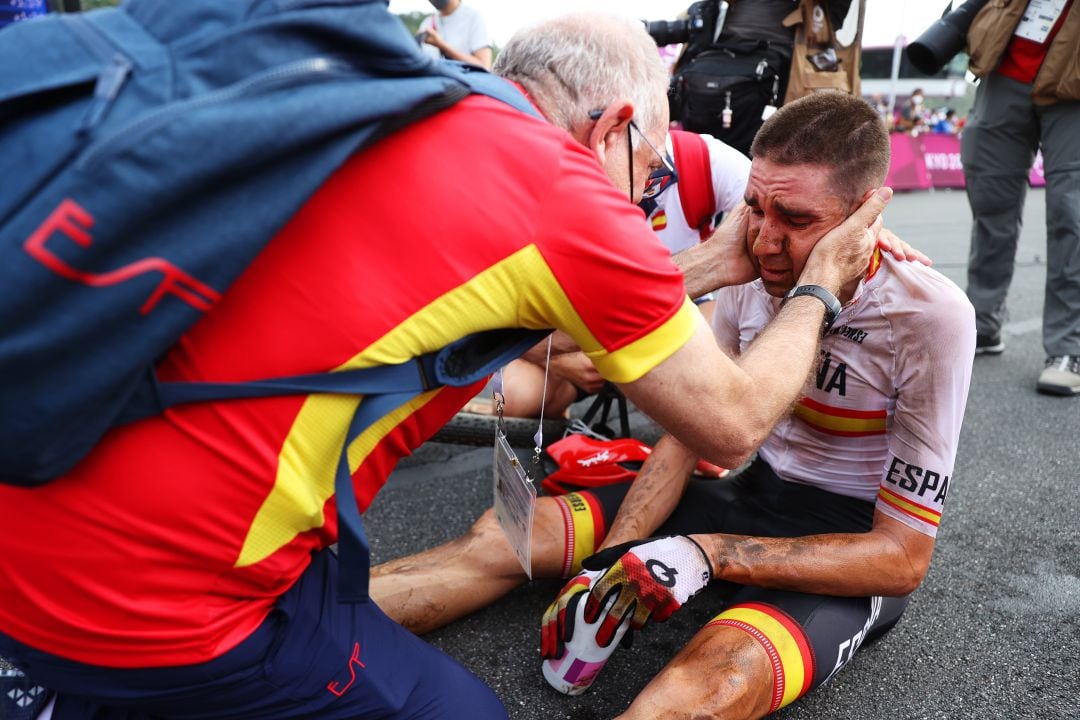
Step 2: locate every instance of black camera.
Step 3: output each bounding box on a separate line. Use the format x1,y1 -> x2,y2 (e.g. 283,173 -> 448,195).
644,18 -> 700,47
906,0 -> 990,76
644,0 -> 711,47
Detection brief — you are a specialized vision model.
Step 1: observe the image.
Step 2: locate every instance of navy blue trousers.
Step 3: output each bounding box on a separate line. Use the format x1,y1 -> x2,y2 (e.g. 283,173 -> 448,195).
0,550 -> 507,720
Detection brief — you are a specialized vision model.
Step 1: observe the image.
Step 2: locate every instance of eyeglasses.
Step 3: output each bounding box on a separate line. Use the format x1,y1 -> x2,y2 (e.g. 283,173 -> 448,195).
629,119 -> 676,201
588,109 -> 677,202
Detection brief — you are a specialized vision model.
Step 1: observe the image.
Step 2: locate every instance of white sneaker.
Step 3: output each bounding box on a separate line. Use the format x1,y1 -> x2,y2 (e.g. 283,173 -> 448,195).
1037,355 -> 1080,396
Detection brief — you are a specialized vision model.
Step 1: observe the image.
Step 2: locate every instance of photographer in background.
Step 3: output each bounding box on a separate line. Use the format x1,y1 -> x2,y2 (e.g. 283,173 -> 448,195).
416,0 -> 492,70
646,0 -> 853,157
959,0 -> 1080,396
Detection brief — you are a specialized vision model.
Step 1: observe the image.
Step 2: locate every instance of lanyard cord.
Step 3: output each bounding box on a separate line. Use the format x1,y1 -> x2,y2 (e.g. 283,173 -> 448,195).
493,335 -> 553,474
532,335 -> 553,468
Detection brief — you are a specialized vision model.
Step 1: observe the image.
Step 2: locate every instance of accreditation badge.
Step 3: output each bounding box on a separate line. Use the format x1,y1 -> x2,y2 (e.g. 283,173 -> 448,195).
1014,0 -> 1068,44
493,430 -> 537,578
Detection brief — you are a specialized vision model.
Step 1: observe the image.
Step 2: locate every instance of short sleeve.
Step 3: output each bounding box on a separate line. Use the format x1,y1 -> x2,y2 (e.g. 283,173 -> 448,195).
876,274 -> 975,537
464,8 -> 491,53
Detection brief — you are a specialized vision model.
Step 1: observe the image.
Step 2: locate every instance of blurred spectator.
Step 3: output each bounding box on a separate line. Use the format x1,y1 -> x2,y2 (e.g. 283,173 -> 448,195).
417,0 -> 492,69
933,108 -> 959,135
0,0 -> 46,29
898,87 -> 926,132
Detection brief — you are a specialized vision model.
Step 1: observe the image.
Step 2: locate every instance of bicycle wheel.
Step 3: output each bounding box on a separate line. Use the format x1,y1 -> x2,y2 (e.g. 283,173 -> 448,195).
430,412 -> 568,448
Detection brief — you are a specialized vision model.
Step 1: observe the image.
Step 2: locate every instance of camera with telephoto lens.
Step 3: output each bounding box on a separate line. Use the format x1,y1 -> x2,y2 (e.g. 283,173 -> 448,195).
906,0 -> 990,76
643,1 -> 710,47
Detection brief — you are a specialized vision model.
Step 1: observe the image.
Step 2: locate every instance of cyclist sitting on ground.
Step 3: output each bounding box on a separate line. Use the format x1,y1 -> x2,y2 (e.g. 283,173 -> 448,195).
370,91 -> 976,720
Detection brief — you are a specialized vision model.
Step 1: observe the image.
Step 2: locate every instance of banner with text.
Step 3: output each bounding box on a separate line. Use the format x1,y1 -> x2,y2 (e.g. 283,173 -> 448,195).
886,134 -> 1045,191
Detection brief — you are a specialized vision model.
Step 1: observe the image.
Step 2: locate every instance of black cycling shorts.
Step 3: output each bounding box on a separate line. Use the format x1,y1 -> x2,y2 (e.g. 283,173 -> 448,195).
551,457 -> 909,713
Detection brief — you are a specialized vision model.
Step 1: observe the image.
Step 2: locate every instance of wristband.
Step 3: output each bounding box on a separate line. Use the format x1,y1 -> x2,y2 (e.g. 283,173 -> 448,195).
781,284 -> 841,334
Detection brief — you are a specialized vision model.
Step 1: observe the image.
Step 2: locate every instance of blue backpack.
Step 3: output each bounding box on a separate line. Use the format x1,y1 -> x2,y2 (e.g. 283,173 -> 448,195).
0,0 -> 545,601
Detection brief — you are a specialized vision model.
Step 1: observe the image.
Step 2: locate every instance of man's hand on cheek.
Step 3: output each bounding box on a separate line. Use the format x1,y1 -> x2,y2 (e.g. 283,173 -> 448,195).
800,187 -> 892,293
707,202 -> 757,286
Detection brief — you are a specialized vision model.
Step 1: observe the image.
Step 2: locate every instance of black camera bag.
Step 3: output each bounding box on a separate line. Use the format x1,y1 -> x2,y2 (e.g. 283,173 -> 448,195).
671,41 -> 788,156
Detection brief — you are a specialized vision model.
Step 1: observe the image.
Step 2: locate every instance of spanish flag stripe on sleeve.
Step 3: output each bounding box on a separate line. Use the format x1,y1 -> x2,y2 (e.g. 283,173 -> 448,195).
706,603 -> 814,711
588,297 -> 698,384
878,487 -> 942,527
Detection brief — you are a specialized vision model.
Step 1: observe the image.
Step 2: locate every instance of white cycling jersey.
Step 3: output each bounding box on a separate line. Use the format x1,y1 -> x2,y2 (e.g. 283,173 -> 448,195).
712,252 -> 976,537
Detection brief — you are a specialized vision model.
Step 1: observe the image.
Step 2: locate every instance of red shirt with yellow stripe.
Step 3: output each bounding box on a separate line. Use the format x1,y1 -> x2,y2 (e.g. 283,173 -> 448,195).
0,95 -> 697,668
712,252 -> 975,537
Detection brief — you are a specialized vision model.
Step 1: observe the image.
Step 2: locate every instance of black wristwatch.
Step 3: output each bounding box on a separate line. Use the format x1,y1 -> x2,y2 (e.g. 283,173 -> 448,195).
781,284 -> 841,334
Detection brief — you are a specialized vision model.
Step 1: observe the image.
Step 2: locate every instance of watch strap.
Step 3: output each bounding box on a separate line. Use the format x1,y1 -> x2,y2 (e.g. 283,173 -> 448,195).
781,284 -> 841,333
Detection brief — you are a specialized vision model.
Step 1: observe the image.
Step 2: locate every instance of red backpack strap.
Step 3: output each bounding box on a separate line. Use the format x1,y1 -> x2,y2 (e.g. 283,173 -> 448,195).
670,129 -> 716,239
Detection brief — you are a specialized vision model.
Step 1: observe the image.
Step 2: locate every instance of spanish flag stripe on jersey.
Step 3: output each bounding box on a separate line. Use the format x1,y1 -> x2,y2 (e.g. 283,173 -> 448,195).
878,486 -> 942,526
707,602 -> 814,710
799,396 -> 887,420
793,397 -> 887,436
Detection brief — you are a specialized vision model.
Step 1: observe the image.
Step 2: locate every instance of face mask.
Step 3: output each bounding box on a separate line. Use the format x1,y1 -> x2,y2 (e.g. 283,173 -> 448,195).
912,95 -> 924,105
429,0 -> 451,10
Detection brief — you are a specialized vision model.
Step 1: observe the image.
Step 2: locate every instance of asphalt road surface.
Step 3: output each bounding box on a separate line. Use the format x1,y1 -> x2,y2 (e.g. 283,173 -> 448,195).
368,188 -> 1080,720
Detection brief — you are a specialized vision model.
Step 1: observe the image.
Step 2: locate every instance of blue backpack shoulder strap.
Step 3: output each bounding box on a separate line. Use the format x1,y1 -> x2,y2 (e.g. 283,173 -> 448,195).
333,327 -> 550,602
438,60 -> 543,119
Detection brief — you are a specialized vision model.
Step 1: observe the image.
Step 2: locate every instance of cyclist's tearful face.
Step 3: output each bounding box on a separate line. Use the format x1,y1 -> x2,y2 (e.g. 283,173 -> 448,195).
744,158 -> 849,298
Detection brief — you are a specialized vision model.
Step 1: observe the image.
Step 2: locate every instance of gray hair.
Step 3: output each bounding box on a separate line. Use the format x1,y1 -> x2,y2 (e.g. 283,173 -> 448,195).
493,13 -> 669,145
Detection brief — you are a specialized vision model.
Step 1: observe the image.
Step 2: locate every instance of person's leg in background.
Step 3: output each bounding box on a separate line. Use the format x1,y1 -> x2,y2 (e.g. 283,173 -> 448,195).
470,358 -> 581,419
961,73 -> 1040,354
1034,99 -> 1080,395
